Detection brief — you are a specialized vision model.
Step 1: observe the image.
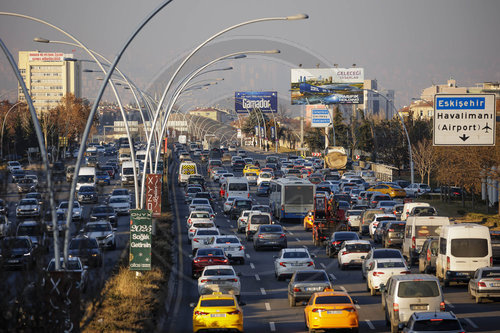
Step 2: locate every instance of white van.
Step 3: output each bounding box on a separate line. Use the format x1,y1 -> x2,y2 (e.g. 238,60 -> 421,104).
225,177 -> 249,199
402,216 -> 450,264
178,162 -> 197,186
436,223 -> 492,286
121,161 -> 139,186
401,202 -> 430,221
76,166 -> 96,191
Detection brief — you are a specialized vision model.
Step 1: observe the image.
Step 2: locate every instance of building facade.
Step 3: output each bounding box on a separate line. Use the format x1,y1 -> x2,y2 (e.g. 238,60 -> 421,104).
18,51 -> 81,113
362,79 -> 395,119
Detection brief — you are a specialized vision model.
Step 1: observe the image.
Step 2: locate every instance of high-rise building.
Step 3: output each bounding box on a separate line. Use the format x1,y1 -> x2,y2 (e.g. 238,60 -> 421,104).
18,51 -> 81,113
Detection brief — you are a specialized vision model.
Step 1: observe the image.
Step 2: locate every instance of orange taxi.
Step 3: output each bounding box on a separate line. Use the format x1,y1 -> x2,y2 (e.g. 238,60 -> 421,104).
367,183 -> 406,198
304,290 -> 359,333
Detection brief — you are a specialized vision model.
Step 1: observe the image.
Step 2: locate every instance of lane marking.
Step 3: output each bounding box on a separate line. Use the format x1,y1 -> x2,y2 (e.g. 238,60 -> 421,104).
255,274 -> 260,281
250,263 -> 255,269
269,322 -> 275,332
329,273 -> 336,280
320,263 -> 326,269
265,302 -> 271,311
245,253 -> 250,259
260,288 -> 266,295
288,231 -> 294,235
445,300 -> 455,309
365,320 -> 375,330
464,318 -> 478,329
339,285 -> 347,292
295,237 -> 301,242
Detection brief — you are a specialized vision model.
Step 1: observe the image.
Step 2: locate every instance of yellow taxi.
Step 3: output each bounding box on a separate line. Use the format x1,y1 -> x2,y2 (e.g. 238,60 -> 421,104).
367,183 -> 406,198
243,164 -> 260,176
304,290 -> 359,333
303,210 -> 314,231
192,293 -> 243,333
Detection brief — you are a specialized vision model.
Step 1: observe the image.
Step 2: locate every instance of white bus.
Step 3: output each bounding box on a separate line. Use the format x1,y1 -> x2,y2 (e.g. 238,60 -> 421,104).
269,178 -> 315,222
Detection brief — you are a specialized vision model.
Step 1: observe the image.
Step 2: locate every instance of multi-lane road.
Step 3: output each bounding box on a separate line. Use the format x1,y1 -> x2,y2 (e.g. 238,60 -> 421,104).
162,147 -> 500,333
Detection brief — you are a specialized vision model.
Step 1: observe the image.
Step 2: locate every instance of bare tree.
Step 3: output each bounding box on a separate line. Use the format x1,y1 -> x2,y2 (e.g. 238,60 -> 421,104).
412,138 -> 439,185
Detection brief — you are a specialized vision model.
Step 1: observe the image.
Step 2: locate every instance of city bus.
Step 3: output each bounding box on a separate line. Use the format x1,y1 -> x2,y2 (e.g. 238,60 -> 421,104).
269,178 -> 315,222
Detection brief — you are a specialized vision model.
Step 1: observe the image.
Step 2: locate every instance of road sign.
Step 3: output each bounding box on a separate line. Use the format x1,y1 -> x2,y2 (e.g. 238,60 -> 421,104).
237,128 -> 242,138
129,209 -> 152,271
311,109 -> 331,128
146,174 -> 162,217
433,94 -> 496,146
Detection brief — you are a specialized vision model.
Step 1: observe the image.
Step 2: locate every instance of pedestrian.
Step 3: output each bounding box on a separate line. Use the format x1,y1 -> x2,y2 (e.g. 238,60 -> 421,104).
266,143 -> 269,151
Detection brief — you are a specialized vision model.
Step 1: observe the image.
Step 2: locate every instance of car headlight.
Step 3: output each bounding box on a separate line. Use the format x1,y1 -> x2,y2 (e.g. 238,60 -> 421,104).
23,253 -> 31,256
105,233 -> 113,239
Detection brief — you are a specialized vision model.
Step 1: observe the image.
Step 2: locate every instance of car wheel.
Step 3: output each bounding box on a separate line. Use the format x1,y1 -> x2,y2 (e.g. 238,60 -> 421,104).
475,295 -> 482,304
370,286 -> 377,296
390,321 -> 399,333
288,293 -> 296,307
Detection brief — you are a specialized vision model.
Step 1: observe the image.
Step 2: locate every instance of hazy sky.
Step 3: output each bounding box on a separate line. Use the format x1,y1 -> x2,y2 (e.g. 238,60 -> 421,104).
1,0 -> 499,114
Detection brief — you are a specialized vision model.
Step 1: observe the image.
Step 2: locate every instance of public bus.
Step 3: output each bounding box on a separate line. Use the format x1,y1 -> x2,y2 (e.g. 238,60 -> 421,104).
269,178 -> 315,222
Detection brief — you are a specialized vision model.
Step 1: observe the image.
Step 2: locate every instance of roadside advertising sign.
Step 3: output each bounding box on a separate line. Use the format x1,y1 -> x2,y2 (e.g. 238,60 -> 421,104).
291,68 -> 364,105
237,128 -> 242,138
433,94 -> 496,146
235,91 -> 278,113
270,126 -> 276,140
311,109 -> 331,128
129,209 -> 152,271
260,127 -> 265,138
254,126 -> 259,137
146,174 -> 162,217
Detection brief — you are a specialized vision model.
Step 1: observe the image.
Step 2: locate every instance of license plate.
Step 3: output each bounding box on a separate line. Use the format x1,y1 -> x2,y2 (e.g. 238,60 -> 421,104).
397,233 -> 403,237
326,310 -> 342,314
291,263 -> 303,266
306,287 -> 322,291
411,305 -> 427,310
8,259 -> 18,263
491,283 -> 500,287
210,313 -> 226,317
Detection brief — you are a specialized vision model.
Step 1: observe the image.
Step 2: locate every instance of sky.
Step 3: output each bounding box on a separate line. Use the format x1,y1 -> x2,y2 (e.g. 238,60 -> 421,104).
1,0 -> 499,115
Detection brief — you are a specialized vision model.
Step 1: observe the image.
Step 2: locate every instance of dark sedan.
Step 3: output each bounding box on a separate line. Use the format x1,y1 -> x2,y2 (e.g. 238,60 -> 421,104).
191,247 -> 229,279
100,165 -> 116,178
253,224 -> 287,251
0,236 -> 36,270
256,182 -> 270,197
17,178 -> 37,193
11,170 -> 26,183
326,231 -> 359,257
89,205 -> 117,227
77,185 -> 98,203
68,237 -> 102,267
96,171 -> 111,185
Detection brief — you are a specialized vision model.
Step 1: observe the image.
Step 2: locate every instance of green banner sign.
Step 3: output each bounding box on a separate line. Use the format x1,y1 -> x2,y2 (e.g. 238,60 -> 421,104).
129,209 -> 152,271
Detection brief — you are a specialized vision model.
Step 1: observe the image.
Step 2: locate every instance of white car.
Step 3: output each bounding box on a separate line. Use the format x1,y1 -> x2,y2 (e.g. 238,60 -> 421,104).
337,240 -> 372,270
206,235 -> 245,265
213,169 -> 227,182
237,210 -> 252,233
189,204 -> 214,217
81,221 -> 117,250
361,248 -> 406,279
111,188 -> 132,201
188,221 -> 217,242
404,183 -> 431,197
375,200 -> 397,214
197,265 -> 241,298
274,248 -> 315,280
219,173 -> 235,184
108,195 -> 131,215
366,258 -> 410,295
24,174 -> 39,185
189,198 -> 211,212
369,214 -> 397,237
257,172 -> 273,186
56,201 -> 82,221
191,228 -> 220,255
16,198 -> 41,218
7,161 -> 22,173
187,211 -> 214,228
223,196 -> 240,214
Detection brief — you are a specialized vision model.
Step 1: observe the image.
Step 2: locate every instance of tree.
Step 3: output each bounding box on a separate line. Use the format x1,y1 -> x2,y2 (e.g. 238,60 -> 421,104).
412,138 -> 439,184
304,127 -> 324,151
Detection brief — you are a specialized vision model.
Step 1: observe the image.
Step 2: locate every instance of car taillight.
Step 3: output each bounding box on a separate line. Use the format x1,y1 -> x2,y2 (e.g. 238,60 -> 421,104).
427,249 -> 431,262
211,214 -> 215,218
332,241 -> 342,245
188,218 -> 192,224
311,308 -> 325,312
279,262 -> 286,267
248,193 -> 250,198
281,204 -> 285,211
222,259 -> 229,263
227,309 -> 241,315
280,233 -> 285,238
193,238 -> 199,243
230,278 -> 238,282
258,234 -> 265,239
440,301 -> 445,311
293,287 -> 301,292
307,261 -> 314,266
478,281 -> 487,287
200,279 -> 210,283
194,310 -> 208,315
446,256 -> 450,270
411,236 -> 416,249
193,258 -> 200,263
189,229 -> 195,233
388,229 -> 394,232
400,271 -> 411,274
491,257 -> 493,266
393,303 -> 399,312
373,271 -> 385,276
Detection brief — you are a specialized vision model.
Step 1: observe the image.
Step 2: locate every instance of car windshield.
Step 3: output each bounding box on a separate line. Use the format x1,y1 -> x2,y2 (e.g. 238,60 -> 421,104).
59,201 -> 79,209
373,250 -> 402,259
397,281 -> 440,298
197,248 -> 224,256
259,225 -> 283,233
20,199 -> 38,205
315,295 -> 351,304
1,238 -> 30,249
204,268 -> 234,276
200,299 -> 235,307
79,186 -> 94,192
84,223 -> 111,232
216,237 -> 238,244
412,319 -> 461,331
345,243 -> 371,252
294,271 -> 328,282
69,238 -> 98,249
110,197 -> 128,204
251,215 -> 270,224
283,251 -> 309,259
17,225 -> 41,236
377,261 -> 405,268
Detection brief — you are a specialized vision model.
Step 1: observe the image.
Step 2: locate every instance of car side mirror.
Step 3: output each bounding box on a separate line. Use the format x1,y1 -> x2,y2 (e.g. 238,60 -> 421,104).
113,228 -> 117,232
189,302 -> 196,308
236,272 -> 242,277
302,301 -> 308,306
379,284 -> 386,293
352,298 -> 359,304
238,301 -> 246,306
83,265 -> 89,270
360,255 -> 365,259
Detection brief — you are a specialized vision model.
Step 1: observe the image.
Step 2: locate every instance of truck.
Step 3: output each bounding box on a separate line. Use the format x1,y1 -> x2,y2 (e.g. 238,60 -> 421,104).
311,193 -> 348,246
323,146 -> 348,170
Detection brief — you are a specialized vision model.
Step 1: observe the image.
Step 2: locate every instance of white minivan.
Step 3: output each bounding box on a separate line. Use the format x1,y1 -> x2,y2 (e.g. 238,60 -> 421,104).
76,166 -> 96,191
402,216 -> 450,264
401,202 -> 431,221
436,223 -> 492,287
225,177 -> 249,199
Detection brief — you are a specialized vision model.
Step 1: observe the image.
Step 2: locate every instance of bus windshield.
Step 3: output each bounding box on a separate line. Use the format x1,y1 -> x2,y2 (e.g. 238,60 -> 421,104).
284,185 -> 313,205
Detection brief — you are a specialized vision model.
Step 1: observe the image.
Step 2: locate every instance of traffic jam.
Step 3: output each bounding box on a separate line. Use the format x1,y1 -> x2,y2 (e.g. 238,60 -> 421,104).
174,141 -> 500,333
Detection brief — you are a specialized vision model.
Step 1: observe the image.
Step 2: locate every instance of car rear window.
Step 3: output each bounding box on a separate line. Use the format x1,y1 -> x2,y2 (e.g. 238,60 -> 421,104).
451,238 -> 489,257
377,261 -> 405,268
259,225 -> 282,233
397,281 -> 440,298
251,215 -> 270,224
388,223 -> 406,232
283,251 -> 309,259
204,269 -> 234,276
415,225 -> 443,238
197,248 -> 224,256
235,200 -> 252,207
315,295 -> 351,304
413,319 -> 461,331
345,244 -> 371,252
192,213 -> 210,219
482,269 -> 500,278
216,237 -> 238,244
294,271 -> 328,282
373,250 -> 402,259
335,233 -> 359,241
196,230 -> 219,236
228,183 -> 248,191
200,299 -> 235,307
193,223 -> 214,229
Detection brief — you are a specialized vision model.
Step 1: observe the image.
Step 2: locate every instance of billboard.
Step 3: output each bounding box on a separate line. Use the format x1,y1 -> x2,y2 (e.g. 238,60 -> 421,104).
235,91 -> 277,113
129,209 -> 152,271
291,68 -> 364,104
145,174 -> 162,217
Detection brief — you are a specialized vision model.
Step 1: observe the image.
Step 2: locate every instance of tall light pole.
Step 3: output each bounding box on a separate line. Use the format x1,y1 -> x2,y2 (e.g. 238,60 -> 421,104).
1,101 -> 24,159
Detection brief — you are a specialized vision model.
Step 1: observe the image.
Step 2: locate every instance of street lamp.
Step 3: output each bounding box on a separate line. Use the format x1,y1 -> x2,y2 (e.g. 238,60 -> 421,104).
0,101 -> 24,159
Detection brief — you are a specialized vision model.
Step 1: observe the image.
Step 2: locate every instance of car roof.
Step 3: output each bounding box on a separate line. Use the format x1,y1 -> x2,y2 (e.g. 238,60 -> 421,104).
198,293 -> 237,301
412,311 -> 457,320
203,265 -> 235,270
312,290 -> 352,299
343,240 -> 371,245
390,273 -> 438,282
282,247 -> 310,252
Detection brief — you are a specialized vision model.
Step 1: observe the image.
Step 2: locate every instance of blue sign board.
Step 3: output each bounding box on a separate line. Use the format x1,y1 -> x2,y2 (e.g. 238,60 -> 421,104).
260,126 -> 265,138
235,91 -> 278,113
270,126 -> 276,140
254,126 -> 259,137
311,109 -> 331,127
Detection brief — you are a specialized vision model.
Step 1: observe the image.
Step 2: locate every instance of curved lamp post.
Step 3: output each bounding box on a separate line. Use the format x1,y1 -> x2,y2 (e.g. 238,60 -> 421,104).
0,101 -> 24,159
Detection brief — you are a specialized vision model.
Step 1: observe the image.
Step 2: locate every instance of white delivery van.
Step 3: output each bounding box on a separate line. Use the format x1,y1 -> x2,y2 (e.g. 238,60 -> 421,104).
76,166 -> 96,191
402,216 -> 450,264
178,161 -> 197,186
225,177 -> 249,199
436,223 -> 492,286
401,202 -> 431,221
121,161 -> 139,186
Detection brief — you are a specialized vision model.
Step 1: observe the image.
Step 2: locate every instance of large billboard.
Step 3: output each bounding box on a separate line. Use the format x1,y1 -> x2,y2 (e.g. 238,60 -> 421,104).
235,91 -> 278,113
291,68 -> 364,104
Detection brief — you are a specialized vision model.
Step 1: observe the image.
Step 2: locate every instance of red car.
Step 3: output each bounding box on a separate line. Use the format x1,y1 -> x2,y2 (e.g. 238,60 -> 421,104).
191,247 -> 229,279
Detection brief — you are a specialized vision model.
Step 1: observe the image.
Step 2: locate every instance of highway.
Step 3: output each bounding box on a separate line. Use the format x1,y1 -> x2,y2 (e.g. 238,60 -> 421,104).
163,147 -> 500,333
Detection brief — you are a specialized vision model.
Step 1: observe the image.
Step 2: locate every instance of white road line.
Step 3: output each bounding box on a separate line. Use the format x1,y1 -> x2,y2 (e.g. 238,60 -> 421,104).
320,263 -> 326,269
295,237 -> 301,242
329,273 -> 336,280
464,318 -> 478,329
445,300 -> 455,309
339,286 -> 347,292
245,253 -> 250,259
288,231 -> 294,235
265,302 -> 271,311
365,320 -> 375,330
302,245 -> 308,249
269,322 -> 276,332
255,274 -> 260,281
250,263 -> 255,269
260,288 -> 267,295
